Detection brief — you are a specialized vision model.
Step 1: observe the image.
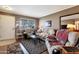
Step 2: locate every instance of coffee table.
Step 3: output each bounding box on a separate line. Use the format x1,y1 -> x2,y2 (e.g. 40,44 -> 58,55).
61,46 -> 79,54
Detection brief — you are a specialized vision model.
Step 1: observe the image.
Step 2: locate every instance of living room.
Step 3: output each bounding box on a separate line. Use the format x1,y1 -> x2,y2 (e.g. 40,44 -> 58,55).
0,5 -> 79,54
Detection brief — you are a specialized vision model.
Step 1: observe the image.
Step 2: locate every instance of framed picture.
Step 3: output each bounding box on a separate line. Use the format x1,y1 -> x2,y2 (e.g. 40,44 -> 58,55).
45,20 -> 52,27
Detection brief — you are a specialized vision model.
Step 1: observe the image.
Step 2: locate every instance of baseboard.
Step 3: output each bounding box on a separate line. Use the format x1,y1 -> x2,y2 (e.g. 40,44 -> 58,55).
0,38 -> 16,41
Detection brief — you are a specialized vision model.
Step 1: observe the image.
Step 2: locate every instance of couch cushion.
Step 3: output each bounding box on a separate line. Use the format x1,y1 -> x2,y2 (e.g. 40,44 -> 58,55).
56,29 -> 68,45
50,41 -> 63,46
47,35 -> 55,39
65,32 -> 78,46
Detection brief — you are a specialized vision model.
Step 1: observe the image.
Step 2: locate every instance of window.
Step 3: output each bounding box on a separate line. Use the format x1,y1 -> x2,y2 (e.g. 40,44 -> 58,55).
16,18 -> 35,30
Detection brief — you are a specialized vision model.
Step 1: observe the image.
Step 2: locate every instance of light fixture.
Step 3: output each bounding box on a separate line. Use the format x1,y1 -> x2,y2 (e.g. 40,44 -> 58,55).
1,5 -> 13,10
67,24 -> 75,31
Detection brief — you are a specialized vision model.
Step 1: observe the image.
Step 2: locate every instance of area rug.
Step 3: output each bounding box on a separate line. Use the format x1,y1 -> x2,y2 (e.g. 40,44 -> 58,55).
7,42 -> 23,54
21,39 -> 48,54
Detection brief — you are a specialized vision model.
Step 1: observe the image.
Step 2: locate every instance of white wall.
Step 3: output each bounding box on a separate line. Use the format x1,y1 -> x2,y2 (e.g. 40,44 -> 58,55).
0,15 -> 15,40
39,6 -> 79,29
39,15 -> 60,29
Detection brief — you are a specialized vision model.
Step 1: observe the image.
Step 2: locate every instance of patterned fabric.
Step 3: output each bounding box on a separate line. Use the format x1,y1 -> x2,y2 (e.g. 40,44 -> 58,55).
49,29 -> 68,46
7,42 -> 23,54
50,41 -> 62,45
56,29 -> 68,44
47,35 -> 55,39
21,39 -> 47,54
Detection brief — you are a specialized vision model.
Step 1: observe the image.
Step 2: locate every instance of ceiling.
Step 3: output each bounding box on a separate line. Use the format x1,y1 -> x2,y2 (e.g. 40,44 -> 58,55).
0,5 -> 76,18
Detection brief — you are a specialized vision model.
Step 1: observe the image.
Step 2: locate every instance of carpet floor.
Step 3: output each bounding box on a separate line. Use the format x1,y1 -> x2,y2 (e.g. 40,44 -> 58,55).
7,42 -> 23,54
21,39 -> 48,54
0,39 -> 48,54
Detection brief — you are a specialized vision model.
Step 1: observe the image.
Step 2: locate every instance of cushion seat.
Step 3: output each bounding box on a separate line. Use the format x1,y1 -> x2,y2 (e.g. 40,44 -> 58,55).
47,35 -> 55,39
50,41 -> 63,46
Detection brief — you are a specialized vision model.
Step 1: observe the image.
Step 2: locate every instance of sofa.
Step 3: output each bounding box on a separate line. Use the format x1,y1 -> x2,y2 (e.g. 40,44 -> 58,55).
45,29 -> 79,54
